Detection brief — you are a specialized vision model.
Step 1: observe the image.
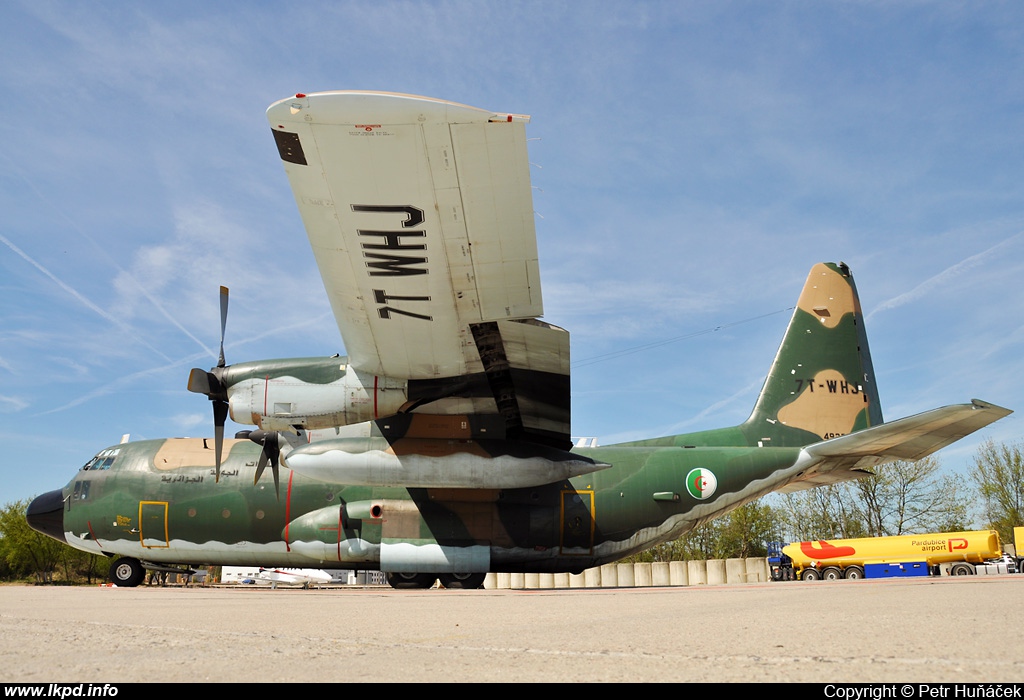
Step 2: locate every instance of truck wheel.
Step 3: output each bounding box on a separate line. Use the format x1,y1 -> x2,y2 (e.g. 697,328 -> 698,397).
821,567 -> 842,581
844,566 -> 865,580
949,563 -> 975,576
801,568 -> 820,581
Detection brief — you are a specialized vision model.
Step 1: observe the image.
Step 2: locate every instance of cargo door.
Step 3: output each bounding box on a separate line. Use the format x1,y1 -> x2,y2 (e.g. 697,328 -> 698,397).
139,501 -> 169,548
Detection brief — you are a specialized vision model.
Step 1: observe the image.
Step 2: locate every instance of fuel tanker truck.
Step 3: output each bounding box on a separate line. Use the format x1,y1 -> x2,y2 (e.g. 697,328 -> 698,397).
768,529 -> 1021,581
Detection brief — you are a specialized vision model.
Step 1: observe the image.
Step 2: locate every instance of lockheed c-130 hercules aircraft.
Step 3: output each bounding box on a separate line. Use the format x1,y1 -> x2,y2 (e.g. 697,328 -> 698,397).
27,91 -> 1011,589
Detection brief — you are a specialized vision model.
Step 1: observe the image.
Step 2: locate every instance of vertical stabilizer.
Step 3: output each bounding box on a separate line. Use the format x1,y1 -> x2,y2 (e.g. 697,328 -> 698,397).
744,262 -> 882,446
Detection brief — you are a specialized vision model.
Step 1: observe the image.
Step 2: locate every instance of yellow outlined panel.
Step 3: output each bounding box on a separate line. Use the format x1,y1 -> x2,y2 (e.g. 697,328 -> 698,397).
139,501 -> 169,549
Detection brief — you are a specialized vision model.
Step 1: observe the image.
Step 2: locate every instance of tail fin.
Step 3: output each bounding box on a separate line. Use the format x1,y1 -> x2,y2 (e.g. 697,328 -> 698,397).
744,262 -> 882,446
614,262 -> 883,449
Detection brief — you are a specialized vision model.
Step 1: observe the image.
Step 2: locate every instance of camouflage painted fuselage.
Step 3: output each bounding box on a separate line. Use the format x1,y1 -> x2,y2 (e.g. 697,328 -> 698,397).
49,435 -> 806,574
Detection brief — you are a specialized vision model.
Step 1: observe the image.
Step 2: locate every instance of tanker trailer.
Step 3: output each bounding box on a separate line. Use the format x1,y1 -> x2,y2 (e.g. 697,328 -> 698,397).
777,530 -> 1004,581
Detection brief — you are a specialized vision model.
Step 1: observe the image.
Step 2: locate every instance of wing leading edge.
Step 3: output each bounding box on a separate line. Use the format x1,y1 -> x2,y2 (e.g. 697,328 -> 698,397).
780,399 -> 1012,492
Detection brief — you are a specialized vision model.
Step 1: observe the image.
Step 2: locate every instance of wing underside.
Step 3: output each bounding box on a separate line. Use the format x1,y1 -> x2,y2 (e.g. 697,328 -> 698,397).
267,91 -> 569,445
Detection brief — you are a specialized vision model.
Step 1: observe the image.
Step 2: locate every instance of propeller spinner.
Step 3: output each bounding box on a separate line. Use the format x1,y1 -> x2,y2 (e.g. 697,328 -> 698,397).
187,286 -> 230,482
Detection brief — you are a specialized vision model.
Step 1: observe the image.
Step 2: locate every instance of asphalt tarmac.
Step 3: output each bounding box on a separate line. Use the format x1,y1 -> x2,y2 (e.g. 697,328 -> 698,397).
2,576 -> 1022,683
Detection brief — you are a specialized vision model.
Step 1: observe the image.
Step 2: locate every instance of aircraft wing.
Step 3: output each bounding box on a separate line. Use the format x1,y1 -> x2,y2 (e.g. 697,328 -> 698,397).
778,399 -> 1012,493
267,91 -> 569,444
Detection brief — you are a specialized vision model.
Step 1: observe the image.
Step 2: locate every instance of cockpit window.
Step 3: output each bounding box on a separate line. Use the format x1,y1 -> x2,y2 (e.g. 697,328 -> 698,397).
81,448 -> 120,471
73,480 -> 90,501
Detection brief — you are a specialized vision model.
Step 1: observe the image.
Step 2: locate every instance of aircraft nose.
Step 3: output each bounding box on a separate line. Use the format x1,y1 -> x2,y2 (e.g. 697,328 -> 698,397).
26,489 -> 67,543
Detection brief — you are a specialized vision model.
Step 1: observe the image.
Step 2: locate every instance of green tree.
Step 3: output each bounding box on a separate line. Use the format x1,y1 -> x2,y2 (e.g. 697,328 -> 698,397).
714,501 -> 778,558
972,440 -> 1024,543
0,499 -> 66,583
774,485 -> 867,541
852,457 -> 972,536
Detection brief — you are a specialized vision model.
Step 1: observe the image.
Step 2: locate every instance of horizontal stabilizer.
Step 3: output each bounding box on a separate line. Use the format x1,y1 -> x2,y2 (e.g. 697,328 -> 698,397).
780,400 -> 1012,493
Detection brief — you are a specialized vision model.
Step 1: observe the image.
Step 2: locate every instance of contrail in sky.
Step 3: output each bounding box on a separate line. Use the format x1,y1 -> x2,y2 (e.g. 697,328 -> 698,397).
0,232 -> 174,363
867,231 -> 1024,321
37,311 -> 336,415
0,151 -> 215,360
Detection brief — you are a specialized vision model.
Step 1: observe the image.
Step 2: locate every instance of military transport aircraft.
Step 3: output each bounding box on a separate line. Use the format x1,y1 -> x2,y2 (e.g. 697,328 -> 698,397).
27,92 -> 1011,589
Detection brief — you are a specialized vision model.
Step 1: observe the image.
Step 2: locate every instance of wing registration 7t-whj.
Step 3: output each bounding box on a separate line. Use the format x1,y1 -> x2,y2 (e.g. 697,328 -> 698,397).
27,92 -> 1011,589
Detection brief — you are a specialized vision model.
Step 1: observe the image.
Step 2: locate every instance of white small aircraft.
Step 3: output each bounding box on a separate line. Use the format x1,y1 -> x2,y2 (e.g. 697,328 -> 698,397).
256,567 -> 333,589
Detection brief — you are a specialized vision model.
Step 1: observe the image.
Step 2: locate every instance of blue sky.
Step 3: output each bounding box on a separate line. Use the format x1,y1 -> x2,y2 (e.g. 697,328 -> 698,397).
2,1 -> 1022,503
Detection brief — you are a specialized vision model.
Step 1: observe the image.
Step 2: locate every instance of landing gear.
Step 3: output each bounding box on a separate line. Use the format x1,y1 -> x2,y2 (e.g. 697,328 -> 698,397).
386,572 -> 437,589
109,557 -> 145,587
438,572 -> 486,590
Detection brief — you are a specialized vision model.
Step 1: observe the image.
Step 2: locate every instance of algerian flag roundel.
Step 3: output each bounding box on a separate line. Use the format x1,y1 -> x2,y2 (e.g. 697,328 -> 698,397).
685,468 -> 717,500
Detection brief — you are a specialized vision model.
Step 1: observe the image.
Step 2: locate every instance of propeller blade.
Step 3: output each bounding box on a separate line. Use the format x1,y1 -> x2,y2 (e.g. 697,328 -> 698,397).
213,400 -> 228,483
187,368 -> 212,395
254,448 -> 268,485
268,439 -> 281,498
190,286 -> 232,477
249,430 -> 281,500
218,286 -> 228,368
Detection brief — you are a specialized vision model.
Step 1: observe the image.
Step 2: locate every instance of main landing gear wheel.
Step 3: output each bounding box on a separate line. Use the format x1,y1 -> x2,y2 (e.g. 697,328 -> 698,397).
438,572 -> 486,590
386,572 -> 437,589
109,557 -> 145,587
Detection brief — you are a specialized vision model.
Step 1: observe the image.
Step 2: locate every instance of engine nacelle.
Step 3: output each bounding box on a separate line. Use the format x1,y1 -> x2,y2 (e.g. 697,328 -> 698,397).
221,357 -> 408,430
283,436 -> 609,488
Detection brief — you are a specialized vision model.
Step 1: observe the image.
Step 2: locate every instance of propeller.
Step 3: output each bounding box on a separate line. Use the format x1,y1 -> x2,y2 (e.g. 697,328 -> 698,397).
188,286 -> 230,482
237,430 -> 282,500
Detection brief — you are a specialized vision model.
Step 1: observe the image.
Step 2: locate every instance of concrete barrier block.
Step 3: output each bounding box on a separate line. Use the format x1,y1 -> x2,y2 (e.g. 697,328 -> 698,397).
707,559 -> 726,584
687,559 -> 708,585
616,563 -> 635,587
745,557 -> 768,583
524,573 -> 541,589
495,572 -> 511,589
510,572 -> 525,589
725,558 -> 746,584
652,561 -> 671,586
634,563 -> 654,587
670,560 -> 688,586
584,567 -> 601,588
538,573 -> 555,589
600,564 -> 618,587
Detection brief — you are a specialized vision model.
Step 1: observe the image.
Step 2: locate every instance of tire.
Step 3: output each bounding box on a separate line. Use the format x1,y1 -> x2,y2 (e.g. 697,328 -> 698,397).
801,568 -> 821,581
386,572 -> 437,589
821,567 -> 842,581
949,563 -> 974,576
844,566 -> 865,580
109,557 -> 145,587
438,572 -> 486,590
